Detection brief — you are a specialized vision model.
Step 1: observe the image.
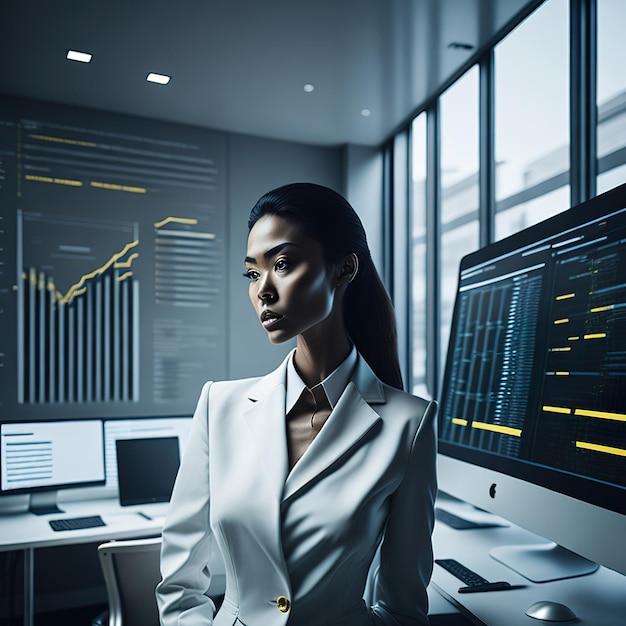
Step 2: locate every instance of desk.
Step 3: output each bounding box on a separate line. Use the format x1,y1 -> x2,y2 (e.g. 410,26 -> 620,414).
0,497 -> 168,626
4,493 -> 626,626
431,494 -> 626,625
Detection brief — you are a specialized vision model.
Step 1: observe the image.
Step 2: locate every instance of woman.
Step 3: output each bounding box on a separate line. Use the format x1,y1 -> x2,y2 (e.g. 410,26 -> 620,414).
157,183 -> 437,625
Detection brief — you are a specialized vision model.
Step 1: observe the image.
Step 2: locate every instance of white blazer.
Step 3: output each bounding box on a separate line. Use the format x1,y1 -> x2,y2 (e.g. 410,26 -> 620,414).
157,351 -> 437,626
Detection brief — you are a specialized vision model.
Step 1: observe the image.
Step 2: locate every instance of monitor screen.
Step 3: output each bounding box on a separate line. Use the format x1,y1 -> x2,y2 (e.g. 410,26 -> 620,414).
437,182 -> 626,581
103,416 -> 191,491
0,419 -> 105,513
116,436 -> 180,506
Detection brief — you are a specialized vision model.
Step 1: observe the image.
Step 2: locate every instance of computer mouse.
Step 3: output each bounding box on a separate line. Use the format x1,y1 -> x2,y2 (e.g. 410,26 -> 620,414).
525,600 -> 576,622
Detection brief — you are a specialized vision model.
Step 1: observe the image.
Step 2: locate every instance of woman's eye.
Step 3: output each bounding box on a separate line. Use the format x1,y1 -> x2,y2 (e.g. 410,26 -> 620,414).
243,269 -> 259,282
275,258 -> 290,272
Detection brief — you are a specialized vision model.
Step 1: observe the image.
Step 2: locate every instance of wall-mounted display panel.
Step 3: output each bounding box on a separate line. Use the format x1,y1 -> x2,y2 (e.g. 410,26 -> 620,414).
0,96 -> 228,420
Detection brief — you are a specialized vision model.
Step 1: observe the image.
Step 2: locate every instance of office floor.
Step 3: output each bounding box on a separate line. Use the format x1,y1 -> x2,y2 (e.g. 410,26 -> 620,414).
0,605 -> 105,626
0,606 -> 476,626
39,605 -> 107,625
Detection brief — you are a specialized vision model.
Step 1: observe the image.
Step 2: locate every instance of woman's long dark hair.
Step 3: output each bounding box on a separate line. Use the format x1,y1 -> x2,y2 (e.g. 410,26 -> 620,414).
248,182 -> 404,390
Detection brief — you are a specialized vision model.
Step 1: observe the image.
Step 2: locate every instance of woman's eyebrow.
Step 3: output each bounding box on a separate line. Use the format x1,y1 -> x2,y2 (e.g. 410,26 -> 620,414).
244,242 -> 296,264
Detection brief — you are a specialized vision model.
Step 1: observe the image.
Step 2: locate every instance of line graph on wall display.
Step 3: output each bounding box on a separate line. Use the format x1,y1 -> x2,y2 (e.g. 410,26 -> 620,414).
17,210 -> 140,405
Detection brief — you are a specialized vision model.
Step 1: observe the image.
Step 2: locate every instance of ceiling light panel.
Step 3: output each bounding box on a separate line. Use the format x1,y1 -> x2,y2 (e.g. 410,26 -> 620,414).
147,73 -> 171,85
67,50 -> 92,63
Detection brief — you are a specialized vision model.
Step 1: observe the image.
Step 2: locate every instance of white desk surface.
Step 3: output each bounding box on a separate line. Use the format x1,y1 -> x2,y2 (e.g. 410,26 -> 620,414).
432,493 -> 626,626
0,497 -> 167,552
2,493 -> 625,626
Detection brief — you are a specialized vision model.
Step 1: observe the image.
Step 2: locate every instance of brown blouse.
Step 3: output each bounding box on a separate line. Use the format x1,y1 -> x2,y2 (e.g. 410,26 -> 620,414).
285,383 -> 332,470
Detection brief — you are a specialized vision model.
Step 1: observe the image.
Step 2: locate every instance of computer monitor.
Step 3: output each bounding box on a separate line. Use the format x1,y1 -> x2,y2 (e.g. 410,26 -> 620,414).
103,416 -> 191,493
116,436 -> 180,506
437,182 -> 626,583
0,419 -> 106,514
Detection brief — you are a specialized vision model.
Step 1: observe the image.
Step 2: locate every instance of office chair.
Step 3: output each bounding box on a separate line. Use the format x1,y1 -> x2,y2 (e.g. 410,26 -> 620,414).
97,535 -> 226,626
97,536 -> 163,626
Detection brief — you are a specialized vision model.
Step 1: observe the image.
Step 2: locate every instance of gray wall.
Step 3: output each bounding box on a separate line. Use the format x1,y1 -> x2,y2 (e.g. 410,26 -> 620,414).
343,144 -> 384,273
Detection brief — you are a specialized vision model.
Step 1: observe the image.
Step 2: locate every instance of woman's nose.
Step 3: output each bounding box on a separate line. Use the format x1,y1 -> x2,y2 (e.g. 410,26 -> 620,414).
257,275 -> 277,302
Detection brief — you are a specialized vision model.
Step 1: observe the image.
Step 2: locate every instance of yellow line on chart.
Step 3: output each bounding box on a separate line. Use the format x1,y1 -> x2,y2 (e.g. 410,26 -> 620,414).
451,418 -> 468,426
471,422 -> 522,437
554,318 -> 570,325
90,181 -> 146,194
114,253 -> 139,268
556,293 -> 575,300
28,133 -> 97,148
25,174 -> 83,187
60,240 -> 139,304
154,216 -> 199,229
576,441 -> 626,457
574,408 -> 626,422
590,304 -> 614,313
583,333 -> 607,340
117,271 -> 133,282
549,347 -> 571,352
543,406 -> 572,414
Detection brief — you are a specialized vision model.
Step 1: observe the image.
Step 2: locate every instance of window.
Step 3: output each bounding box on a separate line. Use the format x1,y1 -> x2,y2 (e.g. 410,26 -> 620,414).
403,0 -> 622,399
597,0 -> 626,194
410,113 -> 427,398
439,66 -> 479,373
494,0 -> 570,240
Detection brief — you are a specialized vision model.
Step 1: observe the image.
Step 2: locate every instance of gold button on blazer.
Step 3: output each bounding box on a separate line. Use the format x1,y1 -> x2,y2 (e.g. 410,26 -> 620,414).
157,350 -> 437,626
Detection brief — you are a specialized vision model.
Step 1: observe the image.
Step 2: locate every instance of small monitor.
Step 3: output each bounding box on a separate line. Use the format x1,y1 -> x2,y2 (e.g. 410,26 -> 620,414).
116,436 -> 180,506
0,419 -> 106,514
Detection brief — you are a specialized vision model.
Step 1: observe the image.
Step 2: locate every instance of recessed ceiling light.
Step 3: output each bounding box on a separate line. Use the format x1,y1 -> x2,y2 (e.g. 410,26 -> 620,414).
147,73 -> 171,85
67,50 -> 92,63
303,83 -> 315,93
360,108 -> 371,117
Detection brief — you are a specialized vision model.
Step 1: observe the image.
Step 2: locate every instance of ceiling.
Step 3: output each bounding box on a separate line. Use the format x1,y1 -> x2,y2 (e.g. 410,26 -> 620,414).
0,0 -> 538,147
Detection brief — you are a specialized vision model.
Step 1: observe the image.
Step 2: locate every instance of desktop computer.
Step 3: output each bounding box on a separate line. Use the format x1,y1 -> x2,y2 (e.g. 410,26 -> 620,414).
436,182 -> 626,619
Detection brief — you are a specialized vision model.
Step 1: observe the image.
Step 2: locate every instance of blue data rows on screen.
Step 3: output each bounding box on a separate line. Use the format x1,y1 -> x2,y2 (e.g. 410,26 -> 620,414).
536,240 -> 626,486
0,421 -> 105,492
3,439 -> 53,484
440,271 -> 542,457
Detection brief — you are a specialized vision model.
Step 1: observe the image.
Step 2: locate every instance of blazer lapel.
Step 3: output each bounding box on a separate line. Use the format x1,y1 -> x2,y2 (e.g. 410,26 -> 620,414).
282,356 -> 386,503
242,358 -> 290,500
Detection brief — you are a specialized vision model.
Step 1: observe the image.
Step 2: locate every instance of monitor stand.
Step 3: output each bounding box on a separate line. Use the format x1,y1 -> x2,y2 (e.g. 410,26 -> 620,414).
490,541 -> 599,583
29,491 -> 64,515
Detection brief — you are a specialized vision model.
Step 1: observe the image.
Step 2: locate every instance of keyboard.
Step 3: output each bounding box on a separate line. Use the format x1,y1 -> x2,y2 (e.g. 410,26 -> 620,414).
435,558 -> 489,586
435,558 -> 512,593
49,515 -> 106,532
435,507 -> 503,530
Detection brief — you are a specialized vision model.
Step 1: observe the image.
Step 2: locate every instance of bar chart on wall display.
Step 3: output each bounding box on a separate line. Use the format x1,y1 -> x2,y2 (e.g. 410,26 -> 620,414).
0,96 -> 228,421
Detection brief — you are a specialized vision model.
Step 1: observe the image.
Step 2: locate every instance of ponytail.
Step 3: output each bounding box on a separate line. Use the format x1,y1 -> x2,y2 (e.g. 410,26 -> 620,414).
248,183 -> 404,390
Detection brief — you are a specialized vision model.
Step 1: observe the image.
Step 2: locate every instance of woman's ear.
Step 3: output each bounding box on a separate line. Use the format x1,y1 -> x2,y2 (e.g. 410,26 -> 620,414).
336,253 -> 359,286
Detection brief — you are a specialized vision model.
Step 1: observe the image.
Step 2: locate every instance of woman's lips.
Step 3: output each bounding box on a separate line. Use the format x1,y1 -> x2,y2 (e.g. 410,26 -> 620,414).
261,310 -> 283,329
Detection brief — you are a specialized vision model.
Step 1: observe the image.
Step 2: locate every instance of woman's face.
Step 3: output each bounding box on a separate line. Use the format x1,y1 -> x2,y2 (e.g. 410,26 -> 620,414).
244,214 -> 343,344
